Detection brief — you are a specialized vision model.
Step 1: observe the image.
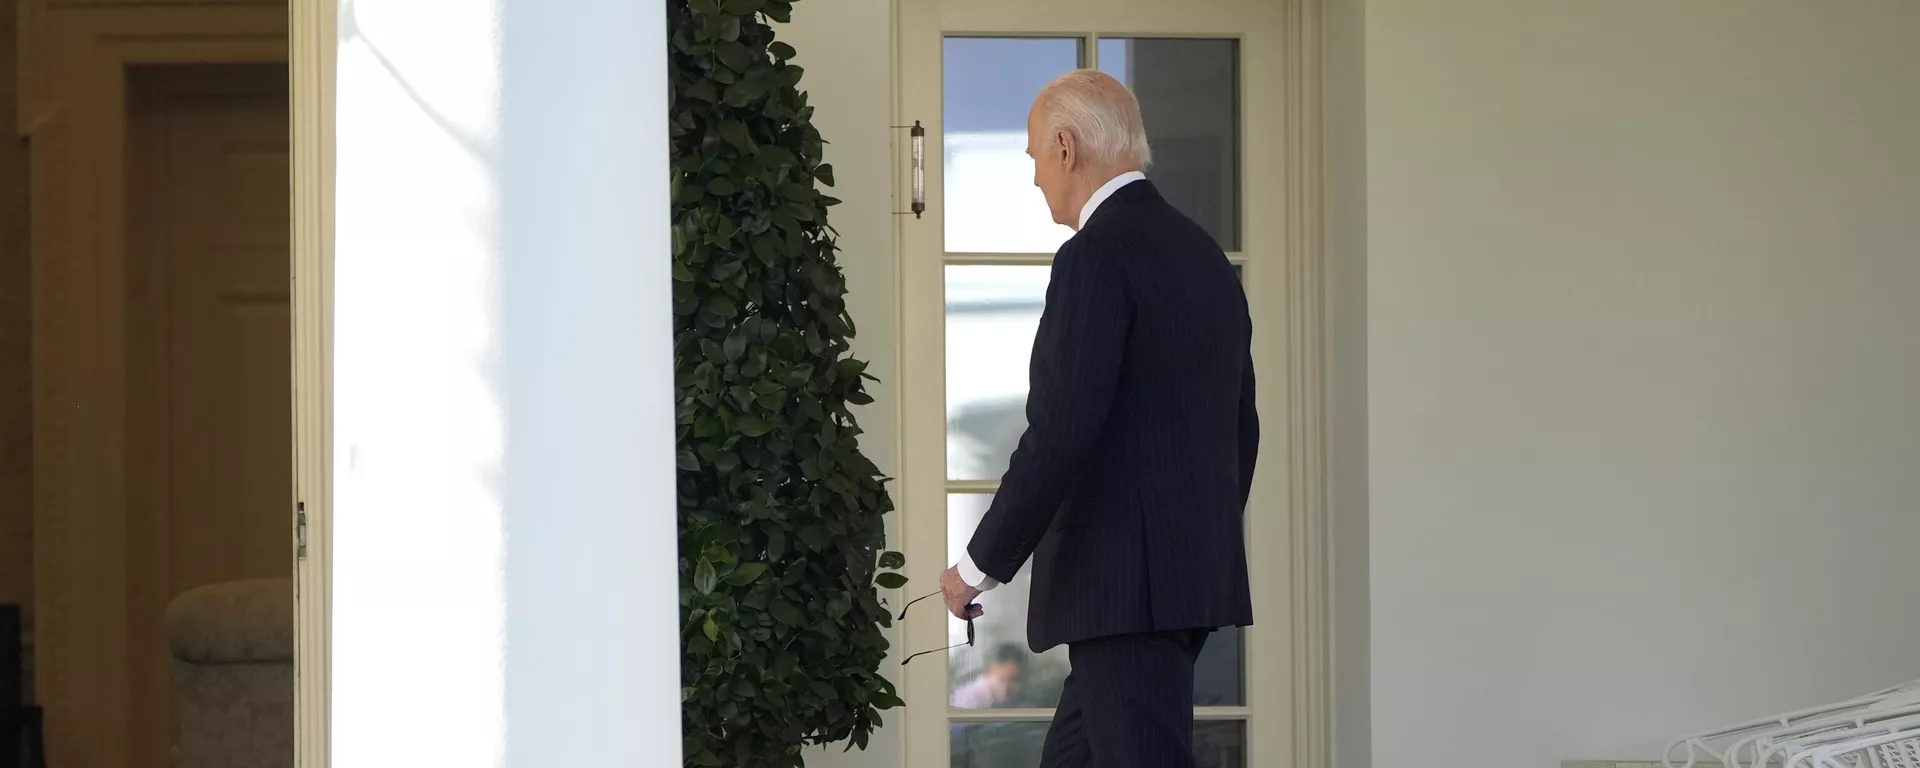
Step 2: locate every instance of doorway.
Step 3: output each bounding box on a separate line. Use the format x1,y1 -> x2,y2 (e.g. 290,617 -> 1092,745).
894,0 -> 1330,765
122,61 -> 293,768
21,4 -> 295,766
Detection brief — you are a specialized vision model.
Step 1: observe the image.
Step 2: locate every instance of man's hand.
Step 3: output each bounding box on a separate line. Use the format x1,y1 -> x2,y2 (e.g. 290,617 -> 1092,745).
940,565 -> 985,620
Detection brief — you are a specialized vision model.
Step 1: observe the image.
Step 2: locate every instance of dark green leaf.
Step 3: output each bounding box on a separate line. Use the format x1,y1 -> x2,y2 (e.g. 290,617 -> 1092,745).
694,559 -> 718,595
759,146 -> 798,171
813,163 -> 836,187
724,562 -> 770,586
703,615 -> 720,642
769,41 -> 797,61
770,600 -> 804,626
739,416 -> 774,437
718,120 -> 754,153
797,525 -> 830,552
724,76 -> 769,106
873,572 -> 908,590
751,237 -> 780,266
714,41 -> 751,72
878,550 -> 905,569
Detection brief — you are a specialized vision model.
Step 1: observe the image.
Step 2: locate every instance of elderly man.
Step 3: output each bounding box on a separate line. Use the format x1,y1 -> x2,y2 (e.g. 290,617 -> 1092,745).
938,69 -> 1259,768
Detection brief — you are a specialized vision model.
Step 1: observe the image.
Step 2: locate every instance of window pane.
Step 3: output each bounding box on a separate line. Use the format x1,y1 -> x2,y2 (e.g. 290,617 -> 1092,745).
945,264 -> 1242,482
1194,721 -> 1248,768
947,494 -> 1244,708
951,720 -> 1246,768
945,265 -> 1047,482
1195,625 -> 1245,706
943,37 -> 1083,253
947,493 -> 1070,709
1098,38 -> 1241,250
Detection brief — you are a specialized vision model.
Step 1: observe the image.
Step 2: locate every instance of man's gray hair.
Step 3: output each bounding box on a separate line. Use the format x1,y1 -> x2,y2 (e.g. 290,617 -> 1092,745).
1036,69 -> 1152,170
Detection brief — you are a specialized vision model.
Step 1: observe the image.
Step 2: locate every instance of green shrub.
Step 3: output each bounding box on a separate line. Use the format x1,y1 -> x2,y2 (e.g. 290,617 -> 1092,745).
669,0 -> 906,765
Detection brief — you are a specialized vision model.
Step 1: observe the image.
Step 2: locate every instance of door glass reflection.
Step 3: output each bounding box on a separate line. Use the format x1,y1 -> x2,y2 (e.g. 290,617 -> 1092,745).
943,37 -> 1085,253
1098,37 -> 1241,250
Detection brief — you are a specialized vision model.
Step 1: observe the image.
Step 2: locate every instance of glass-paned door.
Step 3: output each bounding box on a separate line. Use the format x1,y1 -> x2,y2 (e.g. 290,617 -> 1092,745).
899,2 -> 1291,766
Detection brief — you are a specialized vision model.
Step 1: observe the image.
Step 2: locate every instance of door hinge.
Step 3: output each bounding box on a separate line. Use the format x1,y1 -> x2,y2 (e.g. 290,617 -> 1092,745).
296,501 -> 308,560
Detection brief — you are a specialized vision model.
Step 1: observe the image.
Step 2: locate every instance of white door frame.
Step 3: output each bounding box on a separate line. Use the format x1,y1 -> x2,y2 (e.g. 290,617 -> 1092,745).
892,0 -> 1330,765
289,0 -> 334,766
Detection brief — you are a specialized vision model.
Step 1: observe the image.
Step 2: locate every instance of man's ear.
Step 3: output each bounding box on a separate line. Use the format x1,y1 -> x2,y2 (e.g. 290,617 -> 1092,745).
1056,130 -> 1076,170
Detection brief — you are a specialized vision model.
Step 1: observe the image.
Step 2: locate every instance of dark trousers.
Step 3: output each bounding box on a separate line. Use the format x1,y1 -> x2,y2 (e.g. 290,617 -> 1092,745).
1038,629 -> 1211,768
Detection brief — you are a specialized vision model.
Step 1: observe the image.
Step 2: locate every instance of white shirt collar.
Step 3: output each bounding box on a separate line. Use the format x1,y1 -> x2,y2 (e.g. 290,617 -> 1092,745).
1077,171 -> 1148,230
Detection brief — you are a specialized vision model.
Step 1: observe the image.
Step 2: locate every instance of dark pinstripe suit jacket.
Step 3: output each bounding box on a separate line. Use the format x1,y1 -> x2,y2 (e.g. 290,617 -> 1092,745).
966,180 -> 1259,653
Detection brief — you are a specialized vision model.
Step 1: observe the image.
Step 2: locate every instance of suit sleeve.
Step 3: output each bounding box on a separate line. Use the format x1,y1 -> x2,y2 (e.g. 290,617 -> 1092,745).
1237,350 -> 1260,511
965,238 -> 1131,583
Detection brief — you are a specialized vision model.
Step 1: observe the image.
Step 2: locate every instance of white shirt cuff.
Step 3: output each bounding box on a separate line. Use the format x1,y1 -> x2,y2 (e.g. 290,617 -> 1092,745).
954,553 -> 1000,592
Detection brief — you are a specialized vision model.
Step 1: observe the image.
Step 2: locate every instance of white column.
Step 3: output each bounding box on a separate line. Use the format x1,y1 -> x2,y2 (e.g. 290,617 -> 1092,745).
330,1 -> 677,766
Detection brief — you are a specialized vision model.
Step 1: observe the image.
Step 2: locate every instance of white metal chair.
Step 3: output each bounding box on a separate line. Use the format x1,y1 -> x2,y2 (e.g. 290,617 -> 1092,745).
1663,679 -> 1920,768
1784,725 -> 1920,768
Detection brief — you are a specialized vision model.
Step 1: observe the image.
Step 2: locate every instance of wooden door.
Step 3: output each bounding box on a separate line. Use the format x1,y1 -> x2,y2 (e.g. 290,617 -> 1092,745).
126,63 -> 293,768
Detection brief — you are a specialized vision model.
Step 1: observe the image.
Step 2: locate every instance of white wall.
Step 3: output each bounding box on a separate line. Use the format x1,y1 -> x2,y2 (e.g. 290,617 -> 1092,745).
779,1 -> 902,766
1366,2 -> 1920,766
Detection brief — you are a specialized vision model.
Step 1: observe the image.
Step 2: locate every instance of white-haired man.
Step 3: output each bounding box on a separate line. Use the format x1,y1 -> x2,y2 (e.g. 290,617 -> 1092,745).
939,69 -> 1259,768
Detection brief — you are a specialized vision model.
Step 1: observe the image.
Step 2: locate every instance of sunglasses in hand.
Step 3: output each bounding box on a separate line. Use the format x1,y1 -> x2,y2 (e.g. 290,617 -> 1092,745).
896,590 -> 981,665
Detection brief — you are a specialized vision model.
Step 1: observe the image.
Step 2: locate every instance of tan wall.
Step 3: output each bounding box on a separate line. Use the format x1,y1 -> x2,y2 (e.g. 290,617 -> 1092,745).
1366,1 -> 1920,765
0,0 -> 31,623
